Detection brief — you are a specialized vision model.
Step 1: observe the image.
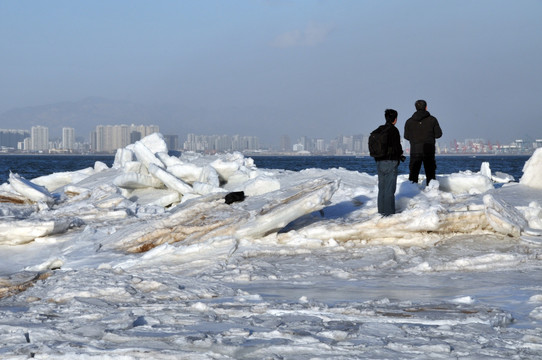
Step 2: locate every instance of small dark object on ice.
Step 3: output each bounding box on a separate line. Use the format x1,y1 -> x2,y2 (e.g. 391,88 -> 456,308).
225,191 -> 245,204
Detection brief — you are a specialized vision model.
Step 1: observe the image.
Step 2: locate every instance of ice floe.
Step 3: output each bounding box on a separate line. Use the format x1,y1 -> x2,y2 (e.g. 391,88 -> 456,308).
1,133 -> 542,358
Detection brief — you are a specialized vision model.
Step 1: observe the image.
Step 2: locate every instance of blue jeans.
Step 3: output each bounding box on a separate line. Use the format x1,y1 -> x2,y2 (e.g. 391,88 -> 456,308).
377,160 -> 399,216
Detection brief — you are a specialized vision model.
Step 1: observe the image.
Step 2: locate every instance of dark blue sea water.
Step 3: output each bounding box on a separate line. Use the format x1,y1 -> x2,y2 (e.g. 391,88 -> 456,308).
0,154 -> 530,185
0,155 -> 115,185
251,155 -> 529,181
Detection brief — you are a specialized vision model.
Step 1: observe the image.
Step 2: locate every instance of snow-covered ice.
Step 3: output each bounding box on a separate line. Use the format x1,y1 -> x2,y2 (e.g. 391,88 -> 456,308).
1,135 -> 542,359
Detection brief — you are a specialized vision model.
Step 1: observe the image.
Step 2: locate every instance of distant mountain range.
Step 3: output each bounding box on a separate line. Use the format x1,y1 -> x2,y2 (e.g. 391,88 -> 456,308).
0,97 -> 171,140
0,97 -> 279,144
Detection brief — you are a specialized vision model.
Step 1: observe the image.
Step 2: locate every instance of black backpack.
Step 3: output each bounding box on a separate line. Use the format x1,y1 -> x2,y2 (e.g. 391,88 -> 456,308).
368,124 -> 391,158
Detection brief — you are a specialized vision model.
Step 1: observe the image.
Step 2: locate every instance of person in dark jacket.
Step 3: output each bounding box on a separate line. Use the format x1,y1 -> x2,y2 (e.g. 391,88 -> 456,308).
404,100 -> 442,185
375,108 -> 404,216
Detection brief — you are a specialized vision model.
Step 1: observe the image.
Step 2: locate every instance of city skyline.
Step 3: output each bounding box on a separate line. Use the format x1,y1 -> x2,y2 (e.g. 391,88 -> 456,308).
1,122 -> 540,156
1,96 -> 542,152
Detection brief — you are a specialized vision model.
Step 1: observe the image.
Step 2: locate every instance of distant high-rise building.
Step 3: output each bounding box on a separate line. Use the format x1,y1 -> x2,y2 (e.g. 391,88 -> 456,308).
23,137 -> 31,151
112,125 -> 131,151
62,127 -> 75,150
164,134 -> 179,151
183,133 -> 261,153
280,135 -> 291,152
315,138 -> 325,152
91,124 -> 159,153
130,131 -> 142,144
353,134 -> 364,153
298,136 -> 311,152
342,135 -> 354,152
31,126 -> 49,152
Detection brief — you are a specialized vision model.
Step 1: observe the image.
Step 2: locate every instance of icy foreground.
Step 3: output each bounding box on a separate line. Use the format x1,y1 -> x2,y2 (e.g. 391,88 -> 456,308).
0,135 -> 542,359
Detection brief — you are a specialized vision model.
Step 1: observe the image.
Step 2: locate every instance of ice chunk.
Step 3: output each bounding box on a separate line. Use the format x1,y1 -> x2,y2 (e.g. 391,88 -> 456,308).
148,163 -> 193,195
139,132 -> 168,154
0,271 -> 52,298
483,194 -> 527,236
32,167 -> 95,192
8,173 -> 54,206
121,161 -> 147,174
127,188 -> 181,207
113,148 -> 135,168
236,178 -> 339,239
492,171 -> 515,183
0,203 -> 36,217
61,185 -> 91,201
243,156 -> 255,168
94,161 -> 109,172
480,162 -> 491,178
132,141 -> 164,170
529,294 -> 542,303
523,201 -> 542,230
180,151 -> 202,163
106,178 -> 338,252
113,172 -> 164,189
242,175 -> 281,196
520,148 -> 542,189
438,172 -> 493,194
192,181 -> 225,196
0,218 -> 76,245
452,296 -> 475,304
156,152 -> 183,167
199,165 -> 220,188
480,161 -> 515,183
210,157 -> 242,182
167,163 -> 202,185
94,192 -> 131,209
104,193 -> 241,253
224,172 -> 251,189
0,189 -> 34,204
530,307 -> 542,320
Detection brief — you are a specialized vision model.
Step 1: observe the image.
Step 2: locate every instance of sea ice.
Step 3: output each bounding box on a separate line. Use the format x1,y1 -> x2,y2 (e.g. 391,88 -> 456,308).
438,171 -> 494,194
521,147 -> 542,188
8,172 -> 54,206
1,133 -> 542,359
132,140 -> 165,170
113,172 -> 164,189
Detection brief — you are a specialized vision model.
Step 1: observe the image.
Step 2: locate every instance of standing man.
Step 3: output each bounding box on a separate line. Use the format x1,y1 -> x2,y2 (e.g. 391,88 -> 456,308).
404,99 -> 442,185
374,109 -> 404,216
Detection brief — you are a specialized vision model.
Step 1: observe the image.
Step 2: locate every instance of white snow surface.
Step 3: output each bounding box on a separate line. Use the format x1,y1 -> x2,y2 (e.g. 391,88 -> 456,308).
1,134 -> 542,359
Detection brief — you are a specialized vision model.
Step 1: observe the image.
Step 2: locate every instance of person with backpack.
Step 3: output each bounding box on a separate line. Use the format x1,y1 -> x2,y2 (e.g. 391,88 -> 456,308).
369,108 -> 404,216
404,99 -> 443,185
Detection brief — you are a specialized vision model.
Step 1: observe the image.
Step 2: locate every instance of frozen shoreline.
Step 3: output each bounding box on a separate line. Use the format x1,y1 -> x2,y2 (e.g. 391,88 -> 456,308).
0,134 -> 541,358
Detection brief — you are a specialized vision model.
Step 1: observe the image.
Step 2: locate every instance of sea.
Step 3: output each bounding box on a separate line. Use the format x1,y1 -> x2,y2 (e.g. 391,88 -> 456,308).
0,154 -> 530,185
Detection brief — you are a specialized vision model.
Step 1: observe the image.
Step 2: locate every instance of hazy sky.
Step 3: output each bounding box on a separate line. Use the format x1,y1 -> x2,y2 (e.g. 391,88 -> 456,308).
1,0 -> 541,146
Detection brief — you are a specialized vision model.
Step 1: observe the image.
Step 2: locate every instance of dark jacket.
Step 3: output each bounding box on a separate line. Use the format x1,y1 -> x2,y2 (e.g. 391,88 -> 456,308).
404,110 -> 442,155
374,123 -> 403,162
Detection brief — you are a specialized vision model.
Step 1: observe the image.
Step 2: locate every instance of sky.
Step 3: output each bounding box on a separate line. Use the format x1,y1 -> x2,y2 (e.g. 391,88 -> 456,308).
1,0 -> 541,146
